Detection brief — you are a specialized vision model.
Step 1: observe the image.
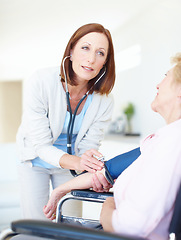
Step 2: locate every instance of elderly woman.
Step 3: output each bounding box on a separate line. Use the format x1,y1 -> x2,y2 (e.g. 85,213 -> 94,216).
43,53 -> 181,240
99,53 -> 181,240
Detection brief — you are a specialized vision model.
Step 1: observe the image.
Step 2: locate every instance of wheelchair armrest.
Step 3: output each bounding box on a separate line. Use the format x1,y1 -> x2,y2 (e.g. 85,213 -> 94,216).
11,219 -> 145,240
56,189 -> 113,222
71,189 -> 113,200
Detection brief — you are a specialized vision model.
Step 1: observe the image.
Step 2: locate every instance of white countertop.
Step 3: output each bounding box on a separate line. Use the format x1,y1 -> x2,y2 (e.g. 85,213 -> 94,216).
100,133 -> 141,160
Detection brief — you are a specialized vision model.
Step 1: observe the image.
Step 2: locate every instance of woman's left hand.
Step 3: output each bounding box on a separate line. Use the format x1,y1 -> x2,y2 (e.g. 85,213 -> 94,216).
43,187 -> 66,220
79,149 -> 104,173
92,171 -> 113,192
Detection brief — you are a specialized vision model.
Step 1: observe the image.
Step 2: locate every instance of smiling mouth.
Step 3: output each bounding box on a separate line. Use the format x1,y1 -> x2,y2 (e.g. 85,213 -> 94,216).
82,66 -> 94,71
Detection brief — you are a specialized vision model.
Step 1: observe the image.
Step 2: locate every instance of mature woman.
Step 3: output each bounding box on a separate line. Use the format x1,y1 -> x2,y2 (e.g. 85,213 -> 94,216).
44,53 -> 181,240
16,23 -> 115,219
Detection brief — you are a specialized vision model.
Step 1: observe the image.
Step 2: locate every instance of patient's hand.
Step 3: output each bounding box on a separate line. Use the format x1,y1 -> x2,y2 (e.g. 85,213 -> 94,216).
43,187 -> 66,220
91,170 -> 113,192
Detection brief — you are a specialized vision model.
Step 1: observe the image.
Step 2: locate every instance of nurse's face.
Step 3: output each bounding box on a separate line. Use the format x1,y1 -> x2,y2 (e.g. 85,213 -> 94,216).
70,32 -> 109,83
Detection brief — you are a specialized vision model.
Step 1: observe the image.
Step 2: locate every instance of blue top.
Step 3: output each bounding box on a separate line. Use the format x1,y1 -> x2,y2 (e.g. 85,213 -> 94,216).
32,94 -> 93,168
105,147 -> 141,180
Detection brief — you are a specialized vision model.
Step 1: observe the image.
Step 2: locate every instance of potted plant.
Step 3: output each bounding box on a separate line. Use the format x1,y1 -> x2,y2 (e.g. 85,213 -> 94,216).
123,102 -> 134,134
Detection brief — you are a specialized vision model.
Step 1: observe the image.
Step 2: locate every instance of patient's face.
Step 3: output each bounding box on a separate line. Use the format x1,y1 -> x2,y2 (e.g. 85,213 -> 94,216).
151,67 -> 179,122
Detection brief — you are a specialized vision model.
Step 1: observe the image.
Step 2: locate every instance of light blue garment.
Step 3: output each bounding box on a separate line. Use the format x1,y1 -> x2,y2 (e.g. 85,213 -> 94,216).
32,94 -> 93,168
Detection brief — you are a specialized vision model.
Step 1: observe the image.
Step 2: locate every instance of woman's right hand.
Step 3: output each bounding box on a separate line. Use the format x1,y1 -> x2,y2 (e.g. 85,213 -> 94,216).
59,149 -> 104,173
79,149 -> 104,173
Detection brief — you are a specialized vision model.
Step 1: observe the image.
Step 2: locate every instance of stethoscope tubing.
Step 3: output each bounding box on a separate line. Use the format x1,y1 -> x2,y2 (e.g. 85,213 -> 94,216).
62,56 -> 106,177
66,91 -> 88,155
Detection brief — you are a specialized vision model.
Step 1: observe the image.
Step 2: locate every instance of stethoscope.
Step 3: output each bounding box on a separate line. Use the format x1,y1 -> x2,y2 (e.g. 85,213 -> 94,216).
62,56 -> 106,177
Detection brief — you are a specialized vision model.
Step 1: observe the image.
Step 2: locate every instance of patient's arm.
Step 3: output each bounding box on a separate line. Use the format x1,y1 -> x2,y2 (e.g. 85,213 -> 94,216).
43,169 -> 108,220
90,148 -> 141,192
100,197 -> 115,232
43,148 -> 141,220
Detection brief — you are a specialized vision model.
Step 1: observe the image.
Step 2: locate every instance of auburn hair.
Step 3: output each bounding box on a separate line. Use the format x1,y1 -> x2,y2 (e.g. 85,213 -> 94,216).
60,23 -> 115,95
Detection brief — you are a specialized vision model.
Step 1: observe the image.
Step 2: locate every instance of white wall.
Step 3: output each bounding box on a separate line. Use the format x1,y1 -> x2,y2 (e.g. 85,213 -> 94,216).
111,0 -> 181,137
0,0 -> 181,230
0,0 -> 181,138
0,0 -> 147,80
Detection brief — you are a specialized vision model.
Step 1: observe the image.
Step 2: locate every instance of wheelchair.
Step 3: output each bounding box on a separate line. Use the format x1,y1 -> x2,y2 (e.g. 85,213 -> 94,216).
3,184 -> 181,240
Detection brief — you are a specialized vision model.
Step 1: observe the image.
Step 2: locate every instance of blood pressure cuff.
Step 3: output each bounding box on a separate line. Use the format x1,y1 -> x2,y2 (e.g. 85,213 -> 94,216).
105,147 -> 141,180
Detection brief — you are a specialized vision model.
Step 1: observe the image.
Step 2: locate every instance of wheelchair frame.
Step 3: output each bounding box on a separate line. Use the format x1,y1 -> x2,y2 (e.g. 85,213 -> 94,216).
4,184 -> 181,240
56,189 -> 113,228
